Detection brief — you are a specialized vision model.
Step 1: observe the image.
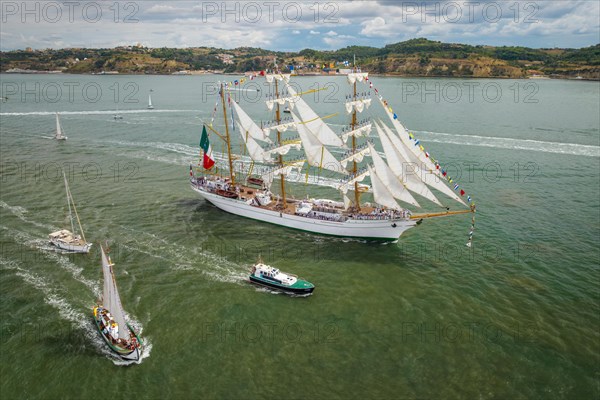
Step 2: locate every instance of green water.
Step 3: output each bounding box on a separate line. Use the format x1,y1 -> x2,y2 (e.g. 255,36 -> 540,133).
0,74 -> 598,399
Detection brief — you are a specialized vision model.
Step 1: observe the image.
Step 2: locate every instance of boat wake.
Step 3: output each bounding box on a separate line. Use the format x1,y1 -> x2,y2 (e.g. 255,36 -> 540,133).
0,109 -> 198,116
0,201 -> 58,231
0,225 -> 101,297
414,130 -> 600,157
0,245 -> 151,365
116,225 -> 248,285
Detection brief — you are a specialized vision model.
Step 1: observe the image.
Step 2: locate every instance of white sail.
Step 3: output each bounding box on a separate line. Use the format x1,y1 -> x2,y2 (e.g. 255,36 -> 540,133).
368,142 -> 420,208
236,122 -> 271,162
148,94 -> 153,109
367,165 -> 402,211
381,119 -> 466,206
292,112 -> 346,174
232,101 -> 271,142
285,83 -> 343,147
379,99 -> 466,206
101,246 -> 129,340
55,114 -> 62,139
375,121 -> 442,206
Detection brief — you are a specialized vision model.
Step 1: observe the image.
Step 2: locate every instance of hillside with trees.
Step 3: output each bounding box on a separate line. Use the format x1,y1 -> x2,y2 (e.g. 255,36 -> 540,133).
1,39 -> 598,79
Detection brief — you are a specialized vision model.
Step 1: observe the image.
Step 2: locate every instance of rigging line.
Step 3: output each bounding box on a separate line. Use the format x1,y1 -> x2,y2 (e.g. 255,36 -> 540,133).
296,113 -> 339,125
198,118 -> 228,142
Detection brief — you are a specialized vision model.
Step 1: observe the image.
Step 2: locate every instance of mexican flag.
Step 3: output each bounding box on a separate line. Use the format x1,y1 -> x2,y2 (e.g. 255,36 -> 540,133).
200,125 -> 215,170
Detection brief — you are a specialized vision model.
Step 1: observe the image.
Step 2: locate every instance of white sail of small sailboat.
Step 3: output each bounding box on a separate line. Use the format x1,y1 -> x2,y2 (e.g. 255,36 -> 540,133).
190,65 -> 475,240
49,172 -> 91,253
93,245 -> 142,361
147,90 -> 154,109
54,113 -> 67,140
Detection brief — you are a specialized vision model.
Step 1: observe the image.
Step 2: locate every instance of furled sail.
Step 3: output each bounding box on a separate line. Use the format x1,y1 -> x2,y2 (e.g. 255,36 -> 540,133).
236,122 -> 272,162
368,142 -> 420,208
338,169 -> 370,194
292,112 -> 346,174
341,123 -> 372,143
367,165 -> 402,211
101,246 -> 129,340
265,95 -> 296,111
262,160 -> 304,189
344,99 -> 372,114
264,73 -> 291,83
232,101 -> 271,142
285,83 -> 344,147
262,120 -> 296,136
340,146 -> 371,168
347,72 -> 369,84
264,140 -> 302,156
375,121 -> 442,206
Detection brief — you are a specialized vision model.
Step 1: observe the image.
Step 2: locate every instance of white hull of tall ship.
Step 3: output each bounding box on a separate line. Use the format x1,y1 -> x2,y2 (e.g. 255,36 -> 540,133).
191,184 -> 417,240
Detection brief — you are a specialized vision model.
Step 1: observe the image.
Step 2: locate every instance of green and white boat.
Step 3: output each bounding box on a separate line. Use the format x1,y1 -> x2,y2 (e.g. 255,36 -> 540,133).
250,260 -> 314,295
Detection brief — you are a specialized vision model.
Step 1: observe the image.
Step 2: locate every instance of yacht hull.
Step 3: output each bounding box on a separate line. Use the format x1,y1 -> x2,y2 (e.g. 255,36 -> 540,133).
93,312 -> 141,361
49,240 -> 92,253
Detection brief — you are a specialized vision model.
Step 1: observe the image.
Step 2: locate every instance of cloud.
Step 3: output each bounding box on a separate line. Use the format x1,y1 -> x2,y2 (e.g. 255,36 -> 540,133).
0,1 -> 598,51
360,17 -> 388,37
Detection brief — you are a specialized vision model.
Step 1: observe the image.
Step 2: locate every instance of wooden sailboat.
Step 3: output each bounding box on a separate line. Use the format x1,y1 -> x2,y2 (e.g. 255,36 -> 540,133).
93,245 -> 142,361
54,113 -> 67,140
190,65 -> 474,240
49,172 -> 92,253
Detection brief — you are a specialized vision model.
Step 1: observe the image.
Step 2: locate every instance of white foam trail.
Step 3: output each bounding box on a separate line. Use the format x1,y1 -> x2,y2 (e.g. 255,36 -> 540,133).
116,225 -> 246,284
0,257 -> 115,360
0,201 -> 58,231
0,225 -> 100,296
0,109 -> 198,116
414,131 -> 600,157
0,254 -> 150,365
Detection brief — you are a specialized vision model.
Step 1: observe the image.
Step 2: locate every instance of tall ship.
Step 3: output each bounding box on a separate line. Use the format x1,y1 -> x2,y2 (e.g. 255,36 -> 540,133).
190,67 -> 475,241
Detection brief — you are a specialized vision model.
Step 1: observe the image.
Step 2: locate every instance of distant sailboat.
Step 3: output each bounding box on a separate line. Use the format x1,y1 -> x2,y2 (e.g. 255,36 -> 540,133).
49,171 -> 92,253
55,113 -> 67,140
147,90 -> 154,110
93,245 -> 142,361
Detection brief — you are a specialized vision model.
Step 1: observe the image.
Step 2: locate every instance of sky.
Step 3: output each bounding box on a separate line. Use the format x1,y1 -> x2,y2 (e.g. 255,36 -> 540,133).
0,0 -> 599,51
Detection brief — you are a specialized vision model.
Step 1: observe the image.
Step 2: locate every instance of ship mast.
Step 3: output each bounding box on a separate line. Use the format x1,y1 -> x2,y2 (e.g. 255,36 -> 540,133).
274,75 -> 287,208
220,83 -> 235,185
351,65 -> 360,211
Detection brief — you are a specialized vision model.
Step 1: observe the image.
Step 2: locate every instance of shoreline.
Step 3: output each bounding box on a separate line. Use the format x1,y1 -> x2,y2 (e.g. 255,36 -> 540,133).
1,71 -> 597,81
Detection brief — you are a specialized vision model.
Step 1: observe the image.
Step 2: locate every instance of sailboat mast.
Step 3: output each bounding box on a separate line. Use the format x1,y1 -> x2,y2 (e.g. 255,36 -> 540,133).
63,172 -> 76,234
63,171 -> 87,242
351,78 -> 360,211
220,83 -> 236,185
274,78 -> 287,208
